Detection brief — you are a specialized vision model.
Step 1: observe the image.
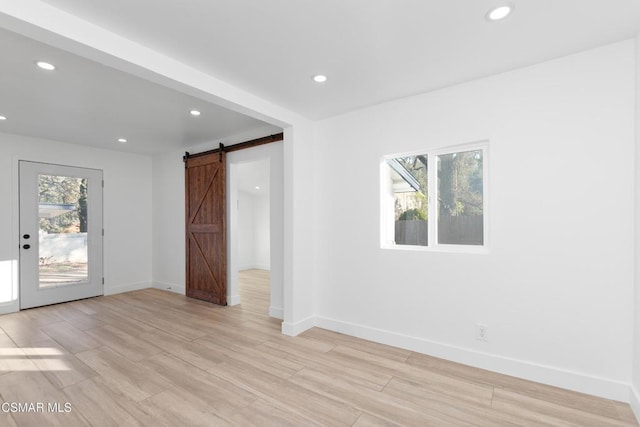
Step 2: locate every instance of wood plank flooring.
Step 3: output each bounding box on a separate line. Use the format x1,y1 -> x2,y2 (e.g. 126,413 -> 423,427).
0,269 -> 635,426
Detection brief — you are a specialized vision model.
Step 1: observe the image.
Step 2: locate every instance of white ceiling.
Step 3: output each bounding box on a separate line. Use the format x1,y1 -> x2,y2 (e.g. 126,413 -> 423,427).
0,27 -> 280,155
1,1 -> 640,154
35,0 -> 640,120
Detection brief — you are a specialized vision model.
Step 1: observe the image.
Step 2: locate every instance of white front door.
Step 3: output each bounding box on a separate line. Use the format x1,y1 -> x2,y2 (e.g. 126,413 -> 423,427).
19,161 -> 103,309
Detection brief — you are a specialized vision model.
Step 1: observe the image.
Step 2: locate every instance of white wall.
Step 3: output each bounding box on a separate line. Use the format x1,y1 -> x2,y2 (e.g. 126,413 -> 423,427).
282,124 -> 317,334
151,149 -> 185,293
238,191 -> 256,270
254,194 -> 271,269
313,40 -> 635,401
632,33 -> 640,418
0,132 -> 153,313
238,191 -> 270,270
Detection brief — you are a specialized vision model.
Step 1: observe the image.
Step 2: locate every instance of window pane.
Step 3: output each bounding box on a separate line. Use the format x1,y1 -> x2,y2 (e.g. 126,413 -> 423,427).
386,155 -> 428,246
437,150 -> 483,245
38,175 -> 89,287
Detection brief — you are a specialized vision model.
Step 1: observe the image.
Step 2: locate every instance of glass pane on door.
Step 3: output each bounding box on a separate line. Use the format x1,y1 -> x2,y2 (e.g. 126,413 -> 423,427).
38,174 -> 89,288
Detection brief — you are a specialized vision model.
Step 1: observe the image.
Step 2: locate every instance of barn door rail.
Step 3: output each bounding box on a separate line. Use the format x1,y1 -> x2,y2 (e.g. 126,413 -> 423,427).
183,132 -> 283,163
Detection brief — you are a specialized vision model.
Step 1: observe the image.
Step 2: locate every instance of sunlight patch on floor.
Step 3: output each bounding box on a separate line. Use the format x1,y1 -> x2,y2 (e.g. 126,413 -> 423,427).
0,347 -> 70,371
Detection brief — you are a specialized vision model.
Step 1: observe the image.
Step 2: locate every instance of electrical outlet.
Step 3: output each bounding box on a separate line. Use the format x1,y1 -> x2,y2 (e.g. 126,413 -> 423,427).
476,323 -> 488,342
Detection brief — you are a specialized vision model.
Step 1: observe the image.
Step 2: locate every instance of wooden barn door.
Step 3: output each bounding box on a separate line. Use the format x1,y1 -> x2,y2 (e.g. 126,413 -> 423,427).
185,152 -> 227,305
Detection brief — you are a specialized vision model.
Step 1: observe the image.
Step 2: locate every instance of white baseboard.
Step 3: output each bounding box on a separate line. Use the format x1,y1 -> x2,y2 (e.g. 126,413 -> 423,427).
631,385 -> 640,423
153,282 -> 239,304
0,282 -> 150,313
269,306 -> 284,320
282,315 -> 316,336
239,265 -> 270,271
104,282 -> 151,296
0,301 -> 19,315
152,281 -> 185,295
315,315 -> 630,402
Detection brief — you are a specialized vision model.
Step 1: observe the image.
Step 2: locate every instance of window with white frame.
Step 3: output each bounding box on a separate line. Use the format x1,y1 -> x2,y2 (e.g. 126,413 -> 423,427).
381,142 -> 487,249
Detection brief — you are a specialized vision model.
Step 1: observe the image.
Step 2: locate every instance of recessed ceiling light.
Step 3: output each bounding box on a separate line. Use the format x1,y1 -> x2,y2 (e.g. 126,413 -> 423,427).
255,186 -> 261,190
0,115 -> 6,121
487,5 -> 512,21
190,109 -> 201,116
35,61 -> 56,71
312,74 -> 327,83
117,138 -> 127,143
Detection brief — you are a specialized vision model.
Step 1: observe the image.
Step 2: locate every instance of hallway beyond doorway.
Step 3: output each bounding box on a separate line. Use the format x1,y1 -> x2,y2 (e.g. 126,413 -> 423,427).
238,269 -> 269,316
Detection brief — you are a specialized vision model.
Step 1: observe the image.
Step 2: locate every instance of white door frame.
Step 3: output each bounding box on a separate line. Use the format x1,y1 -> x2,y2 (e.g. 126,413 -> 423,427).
226,142 -> 284,319
19,161 -> 103,309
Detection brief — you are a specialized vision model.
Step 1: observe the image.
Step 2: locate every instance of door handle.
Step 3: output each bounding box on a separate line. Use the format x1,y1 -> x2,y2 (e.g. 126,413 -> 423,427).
22,244 -> 30,250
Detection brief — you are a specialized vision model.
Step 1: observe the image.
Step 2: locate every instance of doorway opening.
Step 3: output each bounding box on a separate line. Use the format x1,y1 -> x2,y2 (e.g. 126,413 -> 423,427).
227,141 -> 284,319
19,161 -> 103,309
236,159 -> 271,315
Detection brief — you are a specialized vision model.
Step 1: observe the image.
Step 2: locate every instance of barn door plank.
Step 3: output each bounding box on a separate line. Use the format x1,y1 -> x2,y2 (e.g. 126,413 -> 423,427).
185,153 -> 226,305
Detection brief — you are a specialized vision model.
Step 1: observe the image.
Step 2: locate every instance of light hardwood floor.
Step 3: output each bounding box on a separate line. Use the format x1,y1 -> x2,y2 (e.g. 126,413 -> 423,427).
0,269 -> 636,426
